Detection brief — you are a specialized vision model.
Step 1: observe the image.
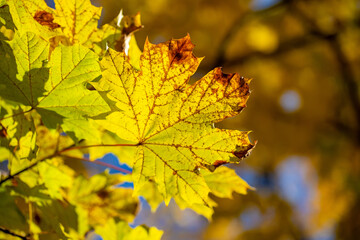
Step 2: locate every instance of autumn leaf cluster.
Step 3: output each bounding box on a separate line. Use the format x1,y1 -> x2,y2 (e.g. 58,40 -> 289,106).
0,0 -> 254,239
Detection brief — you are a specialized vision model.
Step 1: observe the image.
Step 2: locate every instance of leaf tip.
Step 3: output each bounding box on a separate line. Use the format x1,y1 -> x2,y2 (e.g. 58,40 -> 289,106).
233,140 -> 257,160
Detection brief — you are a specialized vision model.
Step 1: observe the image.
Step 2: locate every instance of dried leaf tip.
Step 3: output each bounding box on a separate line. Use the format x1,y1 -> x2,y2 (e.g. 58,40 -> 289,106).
233,141 -> 257,160
167,34 -> 196,64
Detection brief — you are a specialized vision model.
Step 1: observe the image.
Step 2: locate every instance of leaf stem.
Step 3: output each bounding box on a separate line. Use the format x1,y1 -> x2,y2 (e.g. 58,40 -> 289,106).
0,108 -> 33,122
58,143 -> 139,153
61,154 -> 132,174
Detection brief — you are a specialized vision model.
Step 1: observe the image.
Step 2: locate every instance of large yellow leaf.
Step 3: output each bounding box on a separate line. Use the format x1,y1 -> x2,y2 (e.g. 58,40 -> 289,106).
94,35 -> 255,218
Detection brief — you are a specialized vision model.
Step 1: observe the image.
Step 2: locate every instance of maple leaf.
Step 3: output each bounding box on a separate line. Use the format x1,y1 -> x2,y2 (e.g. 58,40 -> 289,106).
0,31 -> 110,143
95,35 -> 255,218
203,166 -> 255,198
95,218 -> 163,240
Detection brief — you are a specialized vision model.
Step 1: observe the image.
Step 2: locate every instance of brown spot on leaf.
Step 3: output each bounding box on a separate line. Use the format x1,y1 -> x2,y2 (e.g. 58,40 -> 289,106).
168,34 -> 195,65
213,68 -> 236,86
33,10 -> 60,30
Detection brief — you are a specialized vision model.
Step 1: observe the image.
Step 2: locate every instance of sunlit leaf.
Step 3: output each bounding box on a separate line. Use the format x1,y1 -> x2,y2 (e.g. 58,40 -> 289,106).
95,218 -> 163,240
203,166 -> 254,198
95,35 -> 254,218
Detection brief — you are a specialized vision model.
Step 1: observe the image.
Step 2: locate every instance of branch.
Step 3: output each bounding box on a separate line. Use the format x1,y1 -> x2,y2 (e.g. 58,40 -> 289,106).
328,38 -> 360,143
289,6 -> 360,143
0,151 -> 57,186
0,227 -> 30,240
223,33 -> 323,66
0,108 -> 33,121
0,143 -> 136,186
213,0 -> 291,68
0,142 -> 78,186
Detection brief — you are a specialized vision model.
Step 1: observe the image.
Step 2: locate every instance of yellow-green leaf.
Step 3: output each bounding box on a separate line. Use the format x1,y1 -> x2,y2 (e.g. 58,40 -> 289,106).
36,43 -> 111,139
203,166 -> 254,199
0,32 -> 49,106
95,219 -> 163,240
95,35 -> 254,218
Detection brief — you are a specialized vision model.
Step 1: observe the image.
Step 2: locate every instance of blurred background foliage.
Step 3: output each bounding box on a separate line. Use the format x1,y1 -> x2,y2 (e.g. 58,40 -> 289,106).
75,0 -> 360,239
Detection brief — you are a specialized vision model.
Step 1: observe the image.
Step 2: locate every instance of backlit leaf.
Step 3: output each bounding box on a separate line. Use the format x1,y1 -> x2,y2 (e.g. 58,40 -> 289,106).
95,218 -> 163,240
0,31 -> 110,141
95,35 -> 254,217
203,166 -> 254,199
0,32 -> 49,106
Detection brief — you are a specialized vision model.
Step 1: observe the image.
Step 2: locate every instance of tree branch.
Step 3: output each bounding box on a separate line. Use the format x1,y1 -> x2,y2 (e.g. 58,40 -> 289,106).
213,0 -> 290,68
0,142 -> 136,186
0,108 -> 34,122
0,227 -> 30,240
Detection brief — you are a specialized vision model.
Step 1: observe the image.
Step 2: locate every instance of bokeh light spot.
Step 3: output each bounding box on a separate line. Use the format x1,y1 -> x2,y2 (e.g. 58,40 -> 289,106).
279,89 -> 302,113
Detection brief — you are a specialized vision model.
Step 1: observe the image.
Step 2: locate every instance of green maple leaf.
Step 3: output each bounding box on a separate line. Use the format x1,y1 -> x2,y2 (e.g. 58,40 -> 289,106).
0,31 -> 110,141
95,35 -> 255,218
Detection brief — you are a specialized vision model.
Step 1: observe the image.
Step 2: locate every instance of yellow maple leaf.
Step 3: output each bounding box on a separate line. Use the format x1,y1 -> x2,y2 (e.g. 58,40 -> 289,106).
95,35 -> 255,218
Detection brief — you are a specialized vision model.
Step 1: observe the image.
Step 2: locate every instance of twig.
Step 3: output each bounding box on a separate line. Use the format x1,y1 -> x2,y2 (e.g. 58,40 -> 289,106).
0,227 -> 29,240
328,39 -> 360,143
0,142 -> 136,186
0,143 -> 77,186
289,5 -> 360,143
212,0 -> 290,68
0,108 -> 33,121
